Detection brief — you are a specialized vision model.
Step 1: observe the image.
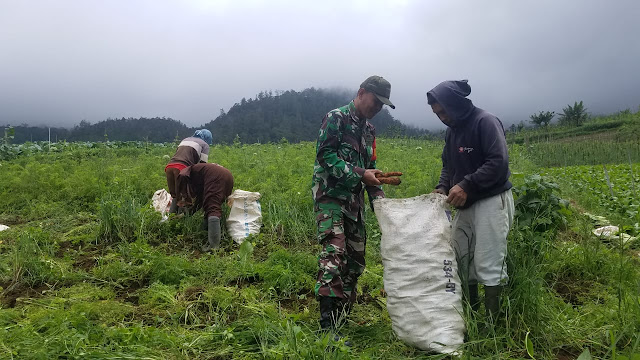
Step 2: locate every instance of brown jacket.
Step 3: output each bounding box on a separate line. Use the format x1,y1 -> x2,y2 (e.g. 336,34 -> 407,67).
176,163 -> 234,217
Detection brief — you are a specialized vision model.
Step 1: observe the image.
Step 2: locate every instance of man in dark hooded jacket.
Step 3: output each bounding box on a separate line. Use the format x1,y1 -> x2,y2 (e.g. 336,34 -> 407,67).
427,80 -> 514,322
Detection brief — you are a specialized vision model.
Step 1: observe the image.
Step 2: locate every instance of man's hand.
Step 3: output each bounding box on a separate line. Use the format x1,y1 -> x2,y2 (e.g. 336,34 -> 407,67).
432,188 -> 446,195
446,184 -> 467,207
362,169 -> 382,186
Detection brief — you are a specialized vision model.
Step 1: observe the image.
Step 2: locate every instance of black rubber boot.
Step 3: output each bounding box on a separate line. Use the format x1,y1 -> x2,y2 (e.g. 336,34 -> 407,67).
169,198 -> 179,214
318,297 -> 352,347
468,283 -> 480,313
337,299 -> 353,324
319,296 -> 337,331
484,285 -> 503,323
202,216 -> 221,252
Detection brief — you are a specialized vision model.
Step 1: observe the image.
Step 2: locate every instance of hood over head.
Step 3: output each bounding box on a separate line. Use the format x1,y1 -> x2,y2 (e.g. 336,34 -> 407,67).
427,80 -> 475,127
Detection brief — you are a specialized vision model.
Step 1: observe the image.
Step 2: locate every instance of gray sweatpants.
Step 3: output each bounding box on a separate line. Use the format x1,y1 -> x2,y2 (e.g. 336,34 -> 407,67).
452,189 -> 514,287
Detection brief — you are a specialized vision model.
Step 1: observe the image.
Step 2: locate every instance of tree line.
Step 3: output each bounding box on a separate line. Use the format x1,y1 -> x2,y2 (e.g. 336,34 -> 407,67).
1,88 -> 432,144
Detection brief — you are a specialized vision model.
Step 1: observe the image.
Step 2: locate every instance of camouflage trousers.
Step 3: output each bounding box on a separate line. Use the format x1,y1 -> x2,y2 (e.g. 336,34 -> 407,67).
314,205 -> 366,303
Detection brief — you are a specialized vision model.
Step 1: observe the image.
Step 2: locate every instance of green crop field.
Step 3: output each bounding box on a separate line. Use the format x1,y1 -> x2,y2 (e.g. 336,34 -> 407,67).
0,138 -> 639,359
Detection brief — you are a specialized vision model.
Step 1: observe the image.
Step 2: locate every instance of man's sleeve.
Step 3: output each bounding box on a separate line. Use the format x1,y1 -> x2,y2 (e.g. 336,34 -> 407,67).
316,113 -> 364,191
436,144 -> 450,194
365,135 -> 384,201
458,117 -> 509,194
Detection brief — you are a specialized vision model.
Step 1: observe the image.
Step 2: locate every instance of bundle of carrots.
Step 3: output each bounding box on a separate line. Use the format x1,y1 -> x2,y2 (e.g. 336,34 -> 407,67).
375,171 -> 403,185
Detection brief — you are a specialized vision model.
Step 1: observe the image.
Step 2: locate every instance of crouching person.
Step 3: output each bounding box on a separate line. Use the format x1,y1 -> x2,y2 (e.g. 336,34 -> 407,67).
176,163 -> 234,252
165,129 -> 213,214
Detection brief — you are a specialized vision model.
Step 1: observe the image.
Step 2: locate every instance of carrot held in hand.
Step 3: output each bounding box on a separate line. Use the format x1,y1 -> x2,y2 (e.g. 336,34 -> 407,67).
375,171 -> 403,178
378,177 -> 401,185
375,171 -> 402,185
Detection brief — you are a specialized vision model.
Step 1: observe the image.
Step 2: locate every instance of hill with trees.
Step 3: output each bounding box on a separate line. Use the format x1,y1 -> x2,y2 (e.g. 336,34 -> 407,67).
1,88 -> 430,144
1,117 -> 193,144
203,88 -> 429,143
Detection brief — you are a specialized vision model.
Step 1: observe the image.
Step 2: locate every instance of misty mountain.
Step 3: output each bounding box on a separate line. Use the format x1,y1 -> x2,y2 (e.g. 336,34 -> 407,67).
2,88 -> 430,144
204,88 -> 429,143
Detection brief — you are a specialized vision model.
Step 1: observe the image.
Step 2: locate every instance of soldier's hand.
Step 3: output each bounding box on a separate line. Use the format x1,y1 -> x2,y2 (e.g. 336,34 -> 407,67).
446,185 -> 467,207
362,169 -> 382,186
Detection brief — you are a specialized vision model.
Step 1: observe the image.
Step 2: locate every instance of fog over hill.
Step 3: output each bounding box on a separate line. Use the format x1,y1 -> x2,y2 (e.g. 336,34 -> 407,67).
1,88 -> 430,144
1,1 -> 639,130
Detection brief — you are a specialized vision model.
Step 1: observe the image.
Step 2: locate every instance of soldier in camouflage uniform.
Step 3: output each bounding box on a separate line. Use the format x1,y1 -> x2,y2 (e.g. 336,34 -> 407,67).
312,76 -> 395,335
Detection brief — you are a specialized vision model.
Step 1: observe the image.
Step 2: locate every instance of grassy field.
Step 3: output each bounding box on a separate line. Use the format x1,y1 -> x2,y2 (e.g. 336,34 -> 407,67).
0,138 -> 639,359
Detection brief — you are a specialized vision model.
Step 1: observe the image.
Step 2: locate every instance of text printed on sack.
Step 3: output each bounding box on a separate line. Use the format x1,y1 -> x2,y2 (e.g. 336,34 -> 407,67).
443,260 -> 456,294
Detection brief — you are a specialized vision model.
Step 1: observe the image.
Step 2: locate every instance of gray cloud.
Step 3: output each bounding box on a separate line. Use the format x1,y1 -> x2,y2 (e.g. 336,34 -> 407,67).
1,0 -> 638,130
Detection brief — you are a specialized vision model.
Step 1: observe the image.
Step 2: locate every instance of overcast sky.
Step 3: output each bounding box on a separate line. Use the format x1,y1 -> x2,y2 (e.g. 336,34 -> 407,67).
1,0 -> 639,130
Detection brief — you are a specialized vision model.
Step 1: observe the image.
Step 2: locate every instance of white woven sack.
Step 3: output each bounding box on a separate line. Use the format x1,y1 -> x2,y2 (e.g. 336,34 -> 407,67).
152,189 -> 172,222
226,189 -> 262,244
373,193 -> 464,354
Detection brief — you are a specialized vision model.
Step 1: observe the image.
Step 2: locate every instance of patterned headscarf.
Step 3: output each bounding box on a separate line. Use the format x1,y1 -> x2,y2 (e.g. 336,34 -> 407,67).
193,129 -> 213,145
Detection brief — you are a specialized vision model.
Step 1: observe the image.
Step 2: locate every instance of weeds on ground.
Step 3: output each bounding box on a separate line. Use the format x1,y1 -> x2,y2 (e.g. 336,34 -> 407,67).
0,140 -> 638,359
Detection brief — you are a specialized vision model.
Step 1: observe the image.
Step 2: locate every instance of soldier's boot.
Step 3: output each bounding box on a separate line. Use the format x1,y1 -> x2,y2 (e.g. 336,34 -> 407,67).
169,198 -> 178,214
484,285 -> 503,325
319,296 -> 337,331
202,216 -> 221,252
319,297 -> 352,347
338,300 -> 353,322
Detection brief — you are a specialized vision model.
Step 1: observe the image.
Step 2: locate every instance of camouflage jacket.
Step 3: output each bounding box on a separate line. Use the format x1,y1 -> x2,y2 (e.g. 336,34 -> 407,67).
312,101 -> 385,221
